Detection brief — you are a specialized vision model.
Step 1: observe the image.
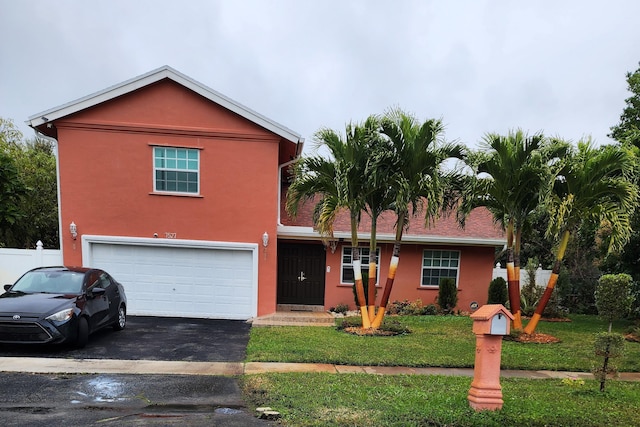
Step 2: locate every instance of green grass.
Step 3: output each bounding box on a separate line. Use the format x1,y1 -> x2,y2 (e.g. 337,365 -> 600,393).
247,315 -> 640,372
243,315 -> 640,426
241,373 -> 640,426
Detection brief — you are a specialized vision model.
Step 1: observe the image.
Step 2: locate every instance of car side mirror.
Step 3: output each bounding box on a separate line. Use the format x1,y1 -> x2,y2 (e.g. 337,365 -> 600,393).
89,287 -> 106,298
4,284 -> 11,291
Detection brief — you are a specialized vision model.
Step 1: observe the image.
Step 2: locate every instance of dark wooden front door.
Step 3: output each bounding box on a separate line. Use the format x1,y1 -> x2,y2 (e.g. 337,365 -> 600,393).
278,243 -> 326,305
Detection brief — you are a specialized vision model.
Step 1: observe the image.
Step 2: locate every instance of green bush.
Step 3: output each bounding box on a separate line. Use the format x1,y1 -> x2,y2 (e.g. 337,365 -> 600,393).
487,277 -> 508,305
596,273 -> 635,330
329,303 -> 349,315
437,278 -> 458,314
386,300 -> 439,316
593,331 -> 625,391
422,304 -> 438,315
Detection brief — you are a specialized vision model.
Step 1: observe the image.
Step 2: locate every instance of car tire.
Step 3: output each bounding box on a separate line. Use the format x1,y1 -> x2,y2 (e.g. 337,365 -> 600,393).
113,305 -> 126,331
76,317 -> 89,349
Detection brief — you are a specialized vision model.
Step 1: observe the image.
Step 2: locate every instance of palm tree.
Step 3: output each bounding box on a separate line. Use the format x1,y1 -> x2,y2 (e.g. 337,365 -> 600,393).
286,120 -> 377,328
371,109 -> 465,328
459,130 -> 566,330
524,141 -> 638,334
361,118 -> 398,321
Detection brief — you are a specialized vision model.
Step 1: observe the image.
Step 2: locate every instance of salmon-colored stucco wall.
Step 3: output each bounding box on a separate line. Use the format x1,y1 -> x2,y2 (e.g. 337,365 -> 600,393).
54,80 -> 284,316
323,243 -> 495,313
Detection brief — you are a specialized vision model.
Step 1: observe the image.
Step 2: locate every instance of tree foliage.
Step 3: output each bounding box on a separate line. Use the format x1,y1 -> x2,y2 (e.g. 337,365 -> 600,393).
610,62 -> 640,148
0,118 -> 58,248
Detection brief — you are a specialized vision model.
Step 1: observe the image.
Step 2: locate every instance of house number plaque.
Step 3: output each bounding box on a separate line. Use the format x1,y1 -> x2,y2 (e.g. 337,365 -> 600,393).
165,232 -> 177,239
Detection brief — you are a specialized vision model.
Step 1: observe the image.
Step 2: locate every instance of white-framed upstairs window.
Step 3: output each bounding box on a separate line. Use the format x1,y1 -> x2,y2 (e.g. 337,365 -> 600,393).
153,147 -> 200,194
421,250 -> 460,287
340,246 -> 380,285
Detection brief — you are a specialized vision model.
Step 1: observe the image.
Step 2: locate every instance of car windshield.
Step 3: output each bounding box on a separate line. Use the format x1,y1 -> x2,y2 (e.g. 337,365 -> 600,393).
11,271 -> 84,294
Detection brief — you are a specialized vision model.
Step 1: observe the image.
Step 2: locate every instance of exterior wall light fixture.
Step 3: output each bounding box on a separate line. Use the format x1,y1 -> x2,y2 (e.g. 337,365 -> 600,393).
262,231 -> 269,247
70,221 -> 78,240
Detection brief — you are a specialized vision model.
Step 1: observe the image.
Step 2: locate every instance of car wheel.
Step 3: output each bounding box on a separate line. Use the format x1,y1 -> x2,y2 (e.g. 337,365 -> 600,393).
113,305 -> 126,331
76,317 -> 89,348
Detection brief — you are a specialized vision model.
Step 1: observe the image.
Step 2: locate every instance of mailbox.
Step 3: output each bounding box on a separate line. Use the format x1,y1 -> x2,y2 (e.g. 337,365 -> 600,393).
468,304 -> 514,411
471,304 -> 514,336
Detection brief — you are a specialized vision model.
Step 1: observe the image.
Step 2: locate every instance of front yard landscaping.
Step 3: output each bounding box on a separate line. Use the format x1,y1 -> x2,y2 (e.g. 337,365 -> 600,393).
246,315 -> 640,372
242,315 -> 640,426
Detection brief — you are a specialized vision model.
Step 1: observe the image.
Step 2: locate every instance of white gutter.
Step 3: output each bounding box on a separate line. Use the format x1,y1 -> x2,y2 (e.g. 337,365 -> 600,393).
276,225 -> 505,247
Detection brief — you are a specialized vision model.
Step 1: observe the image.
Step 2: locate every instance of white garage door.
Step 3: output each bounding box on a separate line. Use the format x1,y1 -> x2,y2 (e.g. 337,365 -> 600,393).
84,237 -> 257,320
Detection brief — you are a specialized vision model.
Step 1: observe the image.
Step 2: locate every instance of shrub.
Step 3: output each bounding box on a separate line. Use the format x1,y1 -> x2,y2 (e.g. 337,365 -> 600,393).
437,278 -> 458,314
422,304 -> 438,315
593,332 -> 625,392
487,277 -> 508,305
329,303 -> 349,315
520,258 -> 542,316
595,273 -> 635,331
385,299 -> 439,316
593,273 -> 634,392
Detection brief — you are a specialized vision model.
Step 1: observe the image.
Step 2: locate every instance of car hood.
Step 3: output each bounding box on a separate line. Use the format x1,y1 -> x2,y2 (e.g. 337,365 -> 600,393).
0,292 -> 77,317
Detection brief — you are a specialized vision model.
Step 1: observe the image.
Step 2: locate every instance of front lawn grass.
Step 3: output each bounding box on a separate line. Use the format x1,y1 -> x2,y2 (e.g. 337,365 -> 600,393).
246,315 -> 640,372
241,373 -> 640,427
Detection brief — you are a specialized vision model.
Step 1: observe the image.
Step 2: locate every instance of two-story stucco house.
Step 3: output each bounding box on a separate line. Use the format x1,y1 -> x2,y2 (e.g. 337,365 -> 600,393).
28,66 -> 504,320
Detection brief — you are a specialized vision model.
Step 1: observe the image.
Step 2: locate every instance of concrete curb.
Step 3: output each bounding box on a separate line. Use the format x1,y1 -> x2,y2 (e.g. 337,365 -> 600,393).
1,357 -> 639,381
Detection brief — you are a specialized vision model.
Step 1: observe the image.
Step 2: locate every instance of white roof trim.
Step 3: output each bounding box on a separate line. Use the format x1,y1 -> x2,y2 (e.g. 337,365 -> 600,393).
27,65 -> 303,144
277,225 -> 505,247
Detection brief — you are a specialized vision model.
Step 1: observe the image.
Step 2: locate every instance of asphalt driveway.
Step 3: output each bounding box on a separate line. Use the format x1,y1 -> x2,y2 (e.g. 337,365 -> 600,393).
0,316 -> 252,362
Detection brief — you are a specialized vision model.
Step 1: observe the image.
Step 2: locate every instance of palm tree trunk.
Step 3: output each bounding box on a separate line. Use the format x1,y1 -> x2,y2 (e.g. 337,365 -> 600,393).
351,214 -> 371,328
512,226 -> 523,330
506,220 -> 523,330
523,230 -> 570,335
367,218 -> 378,322
371,211 -> 405,329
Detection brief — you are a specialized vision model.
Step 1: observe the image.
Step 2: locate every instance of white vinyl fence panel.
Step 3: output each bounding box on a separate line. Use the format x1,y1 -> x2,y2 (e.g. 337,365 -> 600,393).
0,241 -> 62,287
492,263 -> 552,288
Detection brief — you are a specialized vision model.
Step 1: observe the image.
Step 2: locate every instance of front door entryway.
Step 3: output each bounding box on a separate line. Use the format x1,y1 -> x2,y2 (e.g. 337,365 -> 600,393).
277,242 -> 326,306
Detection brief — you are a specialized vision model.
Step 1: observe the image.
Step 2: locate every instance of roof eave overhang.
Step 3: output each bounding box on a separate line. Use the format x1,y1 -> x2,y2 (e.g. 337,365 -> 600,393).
26,66 -> 303,145
277,225 -> 505,247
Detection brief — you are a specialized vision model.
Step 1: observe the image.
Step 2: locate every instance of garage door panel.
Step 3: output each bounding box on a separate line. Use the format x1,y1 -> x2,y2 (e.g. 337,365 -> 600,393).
89,241 -> 256,319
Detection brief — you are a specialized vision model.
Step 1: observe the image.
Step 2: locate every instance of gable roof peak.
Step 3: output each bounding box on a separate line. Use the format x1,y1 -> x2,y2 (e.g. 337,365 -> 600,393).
27,65 -> 303,145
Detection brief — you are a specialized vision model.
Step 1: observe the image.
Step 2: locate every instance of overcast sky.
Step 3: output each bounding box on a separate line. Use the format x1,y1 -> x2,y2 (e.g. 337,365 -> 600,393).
1,0 -> 639,153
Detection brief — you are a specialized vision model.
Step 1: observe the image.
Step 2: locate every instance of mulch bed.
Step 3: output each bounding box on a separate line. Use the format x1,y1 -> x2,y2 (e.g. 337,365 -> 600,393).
510,332 -> 561,344
624,333 -> 640,343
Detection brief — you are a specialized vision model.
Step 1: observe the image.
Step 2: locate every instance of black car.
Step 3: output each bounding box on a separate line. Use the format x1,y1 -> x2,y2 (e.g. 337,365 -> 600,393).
0,266 -> 127,348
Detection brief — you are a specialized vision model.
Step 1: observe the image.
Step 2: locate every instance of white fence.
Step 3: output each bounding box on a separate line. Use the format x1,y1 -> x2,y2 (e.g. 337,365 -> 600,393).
492,263 -> 552,288
0,241 -> 63,286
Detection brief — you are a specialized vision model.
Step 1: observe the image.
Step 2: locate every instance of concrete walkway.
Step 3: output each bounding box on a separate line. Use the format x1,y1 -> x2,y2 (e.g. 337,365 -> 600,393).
2,357 -> 639,381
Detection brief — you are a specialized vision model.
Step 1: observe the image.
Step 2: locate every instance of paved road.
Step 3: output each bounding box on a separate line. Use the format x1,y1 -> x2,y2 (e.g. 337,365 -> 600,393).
0,316 -> 251,361
0,372 -> 274,426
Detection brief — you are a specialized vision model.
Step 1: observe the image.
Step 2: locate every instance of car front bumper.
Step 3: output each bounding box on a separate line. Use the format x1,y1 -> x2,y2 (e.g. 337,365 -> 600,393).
0,315 -> 78,344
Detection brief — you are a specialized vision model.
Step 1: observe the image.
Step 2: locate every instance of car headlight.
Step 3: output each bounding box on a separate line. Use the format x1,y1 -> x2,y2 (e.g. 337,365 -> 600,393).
46,308 -> 74,323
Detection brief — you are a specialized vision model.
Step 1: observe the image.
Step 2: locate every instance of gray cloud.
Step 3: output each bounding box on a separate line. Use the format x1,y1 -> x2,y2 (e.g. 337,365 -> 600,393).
1,0 -> 639,152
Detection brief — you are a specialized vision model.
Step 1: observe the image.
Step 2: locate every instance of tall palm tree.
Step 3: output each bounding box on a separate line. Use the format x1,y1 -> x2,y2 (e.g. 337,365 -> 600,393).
524,141 -> 638,334
371,109 -> 465,328
286,120 -> 377,328
361,118 -> 398,321
459,130 -> 566,330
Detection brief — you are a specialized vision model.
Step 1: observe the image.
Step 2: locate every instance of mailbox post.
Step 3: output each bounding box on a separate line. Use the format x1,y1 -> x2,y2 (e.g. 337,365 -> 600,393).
468,304 -> 514,411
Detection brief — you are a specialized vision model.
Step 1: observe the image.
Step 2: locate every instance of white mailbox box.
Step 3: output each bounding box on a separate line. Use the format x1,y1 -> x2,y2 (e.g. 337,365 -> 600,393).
471,304 -> 514,336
